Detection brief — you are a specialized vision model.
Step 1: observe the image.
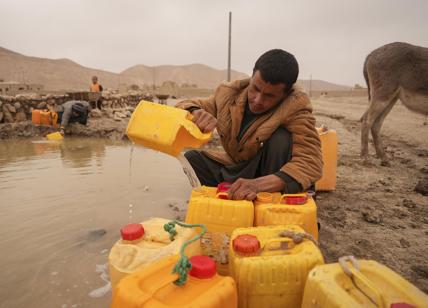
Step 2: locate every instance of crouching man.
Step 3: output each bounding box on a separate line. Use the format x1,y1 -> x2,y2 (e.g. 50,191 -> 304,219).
175,49 -> 323,200
57,100 -> 90,135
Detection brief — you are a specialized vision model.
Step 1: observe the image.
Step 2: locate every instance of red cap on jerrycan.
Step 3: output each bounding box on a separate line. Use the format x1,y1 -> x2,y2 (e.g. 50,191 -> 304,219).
283,195 -> 308,205
217,182 -> 232,199
120,223 -> 145,241
390,304 -> 416,308
233,234 -> 261,256
189,256 -> 217,279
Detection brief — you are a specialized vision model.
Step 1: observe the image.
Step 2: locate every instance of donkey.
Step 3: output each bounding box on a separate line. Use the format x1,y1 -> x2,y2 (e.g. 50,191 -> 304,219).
361,42 -> 428,164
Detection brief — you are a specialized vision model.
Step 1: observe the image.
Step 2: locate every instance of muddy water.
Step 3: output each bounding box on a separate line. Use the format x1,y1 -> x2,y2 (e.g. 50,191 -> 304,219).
0,138 -> 193,308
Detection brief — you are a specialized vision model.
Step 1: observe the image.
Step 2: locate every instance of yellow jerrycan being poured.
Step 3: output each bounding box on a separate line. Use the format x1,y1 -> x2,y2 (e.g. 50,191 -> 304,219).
254,192 -> 319,240
126,100 -> 212,157
111,220 -> 238,308
185,183 -> 254,275
108,218 -> 201,289
301,255 -> 428,308
229,225 -> 324,308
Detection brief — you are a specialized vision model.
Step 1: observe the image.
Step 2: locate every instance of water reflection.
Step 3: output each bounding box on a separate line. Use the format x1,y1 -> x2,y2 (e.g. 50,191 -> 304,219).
59,139 -> 106,169
0,138 -> 192,308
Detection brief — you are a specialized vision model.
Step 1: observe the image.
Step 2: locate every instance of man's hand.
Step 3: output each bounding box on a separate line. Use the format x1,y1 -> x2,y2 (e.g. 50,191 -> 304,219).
228,178 -> 259,201
59,128 -> 65,136
228,175 -> 287,201
191,109 -> 217,133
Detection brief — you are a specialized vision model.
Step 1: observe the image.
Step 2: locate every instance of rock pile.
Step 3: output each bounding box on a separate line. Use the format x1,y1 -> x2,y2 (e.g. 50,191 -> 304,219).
0,91 -> 153,124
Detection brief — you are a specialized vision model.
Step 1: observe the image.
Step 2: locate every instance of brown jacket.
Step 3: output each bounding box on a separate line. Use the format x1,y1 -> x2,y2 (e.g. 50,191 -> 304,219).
175,78 -> 323,189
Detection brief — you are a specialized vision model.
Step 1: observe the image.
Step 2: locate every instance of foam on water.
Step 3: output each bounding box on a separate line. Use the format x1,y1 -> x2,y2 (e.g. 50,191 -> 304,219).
88,263 -> 111,298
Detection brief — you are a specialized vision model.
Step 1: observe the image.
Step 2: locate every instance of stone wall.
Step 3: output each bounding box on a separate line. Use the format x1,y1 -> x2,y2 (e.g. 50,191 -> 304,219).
0,91 -> 153,124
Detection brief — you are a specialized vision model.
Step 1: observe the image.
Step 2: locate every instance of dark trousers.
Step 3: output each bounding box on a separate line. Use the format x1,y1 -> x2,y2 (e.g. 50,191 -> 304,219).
185,127 -> 302,192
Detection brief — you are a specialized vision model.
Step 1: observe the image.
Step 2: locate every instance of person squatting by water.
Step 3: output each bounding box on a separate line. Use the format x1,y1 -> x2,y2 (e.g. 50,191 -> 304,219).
56,100 -> 90,135
175,49 -> 323,200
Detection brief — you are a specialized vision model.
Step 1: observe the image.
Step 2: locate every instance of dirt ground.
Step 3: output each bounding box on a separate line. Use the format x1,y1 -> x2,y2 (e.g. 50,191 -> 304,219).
310,96 -> 428,293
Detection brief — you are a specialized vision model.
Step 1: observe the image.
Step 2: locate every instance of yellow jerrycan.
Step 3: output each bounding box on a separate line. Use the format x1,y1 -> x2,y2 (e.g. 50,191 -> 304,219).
126,100 -> 212,156
108,218 -> 201,289
316,125 -> 338,191
111,255 -> 238,308
301,256 -> 428,308
254,192 -> 319,240
185,183 -> 254,275
112,221 -> 238,308
46,132 -> 64,141
229,225 -> 324,308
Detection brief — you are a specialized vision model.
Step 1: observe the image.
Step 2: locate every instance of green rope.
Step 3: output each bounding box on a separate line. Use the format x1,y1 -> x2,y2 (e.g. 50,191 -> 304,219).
163,220 -> 207,286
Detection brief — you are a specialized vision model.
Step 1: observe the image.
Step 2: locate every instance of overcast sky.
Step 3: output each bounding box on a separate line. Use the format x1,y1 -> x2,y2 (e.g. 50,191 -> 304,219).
1,0 -> 427,86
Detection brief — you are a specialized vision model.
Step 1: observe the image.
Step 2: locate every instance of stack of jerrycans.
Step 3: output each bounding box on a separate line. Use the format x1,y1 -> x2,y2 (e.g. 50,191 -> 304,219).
254,191 -> 319,240
108,218 -> 201,289
229,225 -> 324,308
185,183 -> 254,275
302,256 -> 428,307
112,255 -> 238,308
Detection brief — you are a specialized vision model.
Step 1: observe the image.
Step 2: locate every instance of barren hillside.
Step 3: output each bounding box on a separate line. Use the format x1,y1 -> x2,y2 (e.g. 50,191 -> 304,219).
0,46 -> 352,92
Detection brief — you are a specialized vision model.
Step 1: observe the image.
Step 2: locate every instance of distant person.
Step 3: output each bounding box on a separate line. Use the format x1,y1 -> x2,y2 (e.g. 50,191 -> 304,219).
90,76 -> 103,93
57,100 -> 90,135
175,49 -> 323,200
89,76 -> 103,109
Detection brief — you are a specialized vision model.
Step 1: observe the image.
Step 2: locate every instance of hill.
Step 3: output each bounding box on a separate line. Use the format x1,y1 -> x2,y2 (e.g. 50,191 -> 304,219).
120,63 -> 248,89
0,46 -> 351,92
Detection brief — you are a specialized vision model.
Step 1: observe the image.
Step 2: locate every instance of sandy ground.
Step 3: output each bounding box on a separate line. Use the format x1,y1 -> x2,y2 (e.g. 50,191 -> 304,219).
310,96 -> 428,292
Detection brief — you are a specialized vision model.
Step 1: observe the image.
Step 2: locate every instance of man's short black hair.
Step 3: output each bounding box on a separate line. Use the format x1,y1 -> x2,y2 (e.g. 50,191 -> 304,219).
252,49 -> 299,91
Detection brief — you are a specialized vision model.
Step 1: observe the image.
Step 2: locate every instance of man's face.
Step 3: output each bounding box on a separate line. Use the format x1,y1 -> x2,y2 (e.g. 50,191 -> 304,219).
248,70 -> 287,114
92,77 -> 97,84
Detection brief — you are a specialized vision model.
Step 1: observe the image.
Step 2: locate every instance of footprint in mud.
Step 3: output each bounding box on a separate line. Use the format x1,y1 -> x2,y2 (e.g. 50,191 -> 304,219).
361,208 -> 383,224
414,178 -> 428,196
415,149 -> 428,157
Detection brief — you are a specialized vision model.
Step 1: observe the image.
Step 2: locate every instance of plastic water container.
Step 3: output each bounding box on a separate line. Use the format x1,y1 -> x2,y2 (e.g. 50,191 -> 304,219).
316,126 -> 338,191
126,100 -> 212,156
229,225 -> 324,308
185,185 -> 254,275
108,218 -> 201,289
254,192 -> 319,240
46,132 -> 63,141
302,256 -> 428,308
111,255 -> 238,308
32,109 -> 58,126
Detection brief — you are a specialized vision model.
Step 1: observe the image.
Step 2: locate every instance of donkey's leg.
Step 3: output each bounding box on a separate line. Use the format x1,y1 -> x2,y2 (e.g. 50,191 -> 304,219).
371,97 -> 398,164
361,99 -> 392,158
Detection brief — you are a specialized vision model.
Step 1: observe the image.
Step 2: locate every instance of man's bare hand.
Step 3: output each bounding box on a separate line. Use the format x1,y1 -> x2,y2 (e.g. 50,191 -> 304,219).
227,175 -> 287,200
192,109 -> 217,133
228,178 -> 258,201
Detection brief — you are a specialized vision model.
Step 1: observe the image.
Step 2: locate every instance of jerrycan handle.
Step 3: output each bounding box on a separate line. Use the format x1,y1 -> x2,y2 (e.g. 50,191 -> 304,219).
339,256 -> 385,308
263,237 -> 295,252
216,192 -> 229,200
186,112 -> 194,121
